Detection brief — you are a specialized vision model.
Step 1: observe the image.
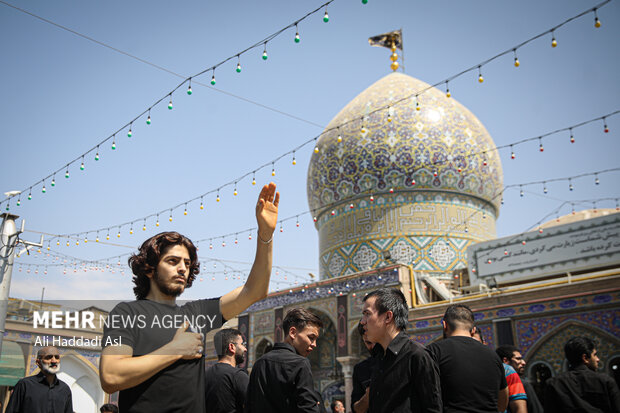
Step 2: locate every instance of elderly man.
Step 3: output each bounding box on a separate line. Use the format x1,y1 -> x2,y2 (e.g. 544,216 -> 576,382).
6,346 -> 73,413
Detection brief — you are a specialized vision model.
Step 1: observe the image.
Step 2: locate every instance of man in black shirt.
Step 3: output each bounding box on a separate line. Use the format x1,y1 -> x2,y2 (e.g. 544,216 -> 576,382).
426,304 -> 508,413
205,328 -> 249,413
544,336 -> 620,413
100,183 -> 279,413
360,288 -> 442,413
246,308 -> 325,412
351,322 -> 379,413
496,345 -> 543,413
6,346 -> 73,413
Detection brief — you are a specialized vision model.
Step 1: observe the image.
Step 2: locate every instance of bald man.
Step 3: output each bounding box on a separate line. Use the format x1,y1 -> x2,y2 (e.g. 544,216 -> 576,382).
6,346 -> 73,413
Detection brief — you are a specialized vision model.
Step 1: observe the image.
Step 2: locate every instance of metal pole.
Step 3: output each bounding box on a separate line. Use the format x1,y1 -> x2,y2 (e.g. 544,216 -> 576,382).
0,213 -> 19,356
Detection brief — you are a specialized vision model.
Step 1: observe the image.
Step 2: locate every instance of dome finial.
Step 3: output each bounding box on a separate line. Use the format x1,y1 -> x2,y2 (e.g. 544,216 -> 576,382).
369,29 -> 403,72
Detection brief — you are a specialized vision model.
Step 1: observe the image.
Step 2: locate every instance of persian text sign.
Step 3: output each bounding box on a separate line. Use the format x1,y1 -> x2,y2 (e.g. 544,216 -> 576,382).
468,213 -> 620,283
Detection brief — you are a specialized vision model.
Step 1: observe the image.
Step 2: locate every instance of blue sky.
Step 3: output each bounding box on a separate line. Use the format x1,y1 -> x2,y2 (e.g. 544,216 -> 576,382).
2,0 -> 619,301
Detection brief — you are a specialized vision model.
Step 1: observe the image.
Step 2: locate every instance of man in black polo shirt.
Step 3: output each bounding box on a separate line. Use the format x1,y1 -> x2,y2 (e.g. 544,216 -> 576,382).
426,304 -> 508,413
6,346 -> 73,413
246,308 -> 325,412
360,288 -> 442,413
205,328 -> 249,413
544,336 -> 620,412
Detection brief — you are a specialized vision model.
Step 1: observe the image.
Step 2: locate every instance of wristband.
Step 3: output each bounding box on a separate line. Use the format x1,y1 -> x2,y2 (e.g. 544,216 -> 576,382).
258,232 -> 273,244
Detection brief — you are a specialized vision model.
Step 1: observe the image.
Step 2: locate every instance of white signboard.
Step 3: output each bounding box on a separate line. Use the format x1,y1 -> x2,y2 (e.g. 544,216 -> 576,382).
467,212 -> 620,285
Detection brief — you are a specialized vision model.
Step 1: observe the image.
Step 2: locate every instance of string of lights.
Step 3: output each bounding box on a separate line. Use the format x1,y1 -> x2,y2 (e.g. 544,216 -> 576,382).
31,112 -> 618,245
1,0 -> 610,213
30,166 -> 620,254
0,0 -> 326,130
0,0 -> 339,209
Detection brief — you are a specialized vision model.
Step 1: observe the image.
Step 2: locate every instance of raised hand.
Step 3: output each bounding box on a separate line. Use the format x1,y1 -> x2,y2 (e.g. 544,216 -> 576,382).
256,182 -> 279,241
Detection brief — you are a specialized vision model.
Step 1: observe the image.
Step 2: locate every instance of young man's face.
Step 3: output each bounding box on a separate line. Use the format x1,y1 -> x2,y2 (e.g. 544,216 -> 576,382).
508,351 -> 526,375
361,296 -> 387,344
584,349 -> 600,371
290,324 -> 320,357
151,244 -> 191,298
36,347 -> 61,375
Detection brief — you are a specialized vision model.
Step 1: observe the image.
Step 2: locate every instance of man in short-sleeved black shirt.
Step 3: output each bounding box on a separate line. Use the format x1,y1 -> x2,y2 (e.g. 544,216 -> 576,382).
100,183 -> 279,413
246,308 -> 325,413
205,328 -> 249,413
360,288 -> 442,413
426,304 -> 508,413
6,346 -> 73,413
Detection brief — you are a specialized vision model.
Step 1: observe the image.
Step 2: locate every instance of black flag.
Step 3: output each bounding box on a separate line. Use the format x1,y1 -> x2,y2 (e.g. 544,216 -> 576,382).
368,29 -> 402,50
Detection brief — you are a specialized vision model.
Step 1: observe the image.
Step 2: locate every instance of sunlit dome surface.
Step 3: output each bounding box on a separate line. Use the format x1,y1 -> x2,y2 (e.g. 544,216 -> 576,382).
307,72 -> 503,217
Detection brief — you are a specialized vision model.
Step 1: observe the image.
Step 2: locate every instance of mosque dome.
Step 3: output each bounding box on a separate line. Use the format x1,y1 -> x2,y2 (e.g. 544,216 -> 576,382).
307,72 -> 503,217
306,72 -> 504,279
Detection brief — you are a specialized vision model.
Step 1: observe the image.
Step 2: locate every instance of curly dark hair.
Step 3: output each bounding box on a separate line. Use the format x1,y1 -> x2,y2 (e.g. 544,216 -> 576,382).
128,232 -> 200,300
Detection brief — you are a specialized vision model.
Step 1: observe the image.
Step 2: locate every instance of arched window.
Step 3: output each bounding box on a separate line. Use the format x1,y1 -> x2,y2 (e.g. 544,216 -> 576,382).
255,339 -> 273,360
528,361 -> 553,402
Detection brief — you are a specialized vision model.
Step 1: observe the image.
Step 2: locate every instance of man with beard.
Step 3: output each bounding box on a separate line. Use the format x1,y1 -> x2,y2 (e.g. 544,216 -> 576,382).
100,183 -> 279,413
246,308 -> 325,412
204,329 -> 249,413
496,345 -> 543,413
544,336 -> 620,412
6,346 -> 73,413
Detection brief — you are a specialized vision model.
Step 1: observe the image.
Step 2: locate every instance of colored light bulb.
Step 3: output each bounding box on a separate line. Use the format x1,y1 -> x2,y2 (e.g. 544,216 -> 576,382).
211,75 -> 216,85
236,63 -> 241,73
323,11 -> 329,22
127,128 -> 132,138
294,32 -> 300,43
146,115 -> 151,125
95,152 -> 100,161
168,99 -> 173,110
187,85 -> 192,95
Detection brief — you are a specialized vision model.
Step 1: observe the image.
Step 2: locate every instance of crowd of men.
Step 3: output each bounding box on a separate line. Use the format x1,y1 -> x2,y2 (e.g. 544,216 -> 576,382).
3,185 -> 620,412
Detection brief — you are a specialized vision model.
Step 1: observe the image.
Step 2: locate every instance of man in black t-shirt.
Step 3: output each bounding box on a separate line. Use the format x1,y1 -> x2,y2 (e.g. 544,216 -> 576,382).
426,304 -> 508,413
205,328 -> 249,413
100,183 -> 279,413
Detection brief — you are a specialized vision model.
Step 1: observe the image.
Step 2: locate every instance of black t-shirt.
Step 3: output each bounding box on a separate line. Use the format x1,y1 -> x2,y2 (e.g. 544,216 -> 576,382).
102,298 -> 223,413
426,336 -> 507,413
205,363 -> 249,413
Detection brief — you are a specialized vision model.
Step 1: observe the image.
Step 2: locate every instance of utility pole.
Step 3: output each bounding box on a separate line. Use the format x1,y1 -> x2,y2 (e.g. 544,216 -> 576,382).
0,213 -> 43,355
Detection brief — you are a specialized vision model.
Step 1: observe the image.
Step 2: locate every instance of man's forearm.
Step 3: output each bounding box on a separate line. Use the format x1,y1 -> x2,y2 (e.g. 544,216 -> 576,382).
221,238 -> 272,320
100,346 -> 182,393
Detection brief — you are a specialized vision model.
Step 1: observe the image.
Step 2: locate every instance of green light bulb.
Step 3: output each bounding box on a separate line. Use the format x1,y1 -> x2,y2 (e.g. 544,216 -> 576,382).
95,153 -> 99,161
112,142 -> 116,150
51,179 -> 55,187
146,116 -> 151,125
65,171 -> 69,179
236,63 -> 241,73
16,200 -> 20,206
28,194 -> 32,200
127,129 -> 132,138
168,100 -> 173,110
362,0 -> 368,3
42,186 -> 46,193
187,86 -> 192,95
323,11 -> 329,22
211,75 -> 216,85
294,32 -> 300,43
262,51 -> 268,60
80,162 -> 85,171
